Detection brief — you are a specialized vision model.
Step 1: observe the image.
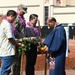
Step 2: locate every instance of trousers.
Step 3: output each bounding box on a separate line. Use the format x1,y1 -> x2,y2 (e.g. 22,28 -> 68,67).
0,55 -> 14,75
25,44 -> 37,75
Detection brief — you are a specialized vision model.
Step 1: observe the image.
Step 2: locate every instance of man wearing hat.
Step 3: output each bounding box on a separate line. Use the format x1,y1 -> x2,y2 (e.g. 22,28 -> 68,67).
13,4 -> 28,75
14,4 -> 27,39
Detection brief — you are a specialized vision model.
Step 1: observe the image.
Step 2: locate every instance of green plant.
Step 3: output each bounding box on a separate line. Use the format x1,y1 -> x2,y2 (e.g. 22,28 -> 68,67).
18,38 -> 39,55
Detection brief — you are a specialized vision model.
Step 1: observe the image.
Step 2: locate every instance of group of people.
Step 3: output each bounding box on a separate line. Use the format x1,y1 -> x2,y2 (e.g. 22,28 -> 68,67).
0,4 -> 67,75
0,4 -> 41,75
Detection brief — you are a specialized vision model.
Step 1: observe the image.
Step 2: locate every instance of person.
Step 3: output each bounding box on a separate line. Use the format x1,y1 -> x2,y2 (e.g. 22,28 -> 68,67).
0,10 -> 23,75
43,17 -> 66,75
13,4 -> 28,75
25,14 -> 41,75
14,4 -> 27,39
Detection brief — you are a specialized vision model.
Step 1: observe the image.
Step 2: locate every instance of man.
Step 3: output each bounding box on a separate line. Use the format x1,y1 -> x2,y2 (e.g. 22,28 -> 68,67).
25,14 -> 41,75
44,17 -> 66,75
0,10 -> 23,75
26,14 -> 41,38
13,4 -> 28,75
14,4 -> 27,39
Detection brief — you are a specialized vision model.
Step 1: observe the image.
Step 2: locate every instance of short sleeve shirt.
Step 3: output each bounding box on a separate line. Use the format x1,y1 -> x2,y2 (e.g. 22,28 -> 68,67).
0,20 -> 15,57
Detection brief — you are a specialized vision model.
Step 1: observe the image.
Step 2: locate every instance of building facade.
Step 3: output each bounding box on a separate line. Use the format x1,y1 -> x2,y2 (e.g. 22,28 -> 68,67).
0,0 -> 75,26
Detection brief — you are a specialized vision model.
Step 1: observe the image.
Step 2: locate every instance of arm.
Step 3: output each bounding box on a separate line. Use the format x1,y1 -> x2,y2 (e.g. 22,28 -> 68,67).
37,20 -> 41,37
8,38 -> 22,47
5,22 -> 23,47
37,20 -> 42,42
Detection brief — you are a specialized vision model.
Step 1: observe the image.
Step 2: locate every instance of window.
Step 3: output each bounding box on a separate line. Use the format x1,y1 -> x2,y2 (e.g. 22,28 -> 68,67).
61,23 -> 68,27
56,0 -> 61,4
72,23 -> 75,26
44,6 -> 49,25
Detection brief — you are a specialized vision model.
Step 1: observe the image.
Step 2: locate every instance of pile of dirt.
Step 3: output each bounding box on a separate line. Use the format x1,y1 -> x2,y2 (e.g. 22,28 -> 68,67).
66,57 -> 75,70
0,54 -> 75,71
23,54 -> 75,71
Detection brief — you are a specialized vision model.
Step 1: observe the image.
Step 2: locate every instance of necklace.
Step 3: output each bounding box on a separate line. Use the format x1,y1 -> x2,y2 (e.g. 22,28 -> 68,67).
4,18 -> 16,35
18,15 -> 26,27
27,22 -> 39,36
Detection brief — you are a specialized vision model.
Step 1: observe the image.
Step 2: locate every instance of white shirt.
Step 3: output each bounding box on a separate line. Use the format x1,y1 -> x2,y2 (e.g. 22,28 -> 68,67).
0,19 -> 15,57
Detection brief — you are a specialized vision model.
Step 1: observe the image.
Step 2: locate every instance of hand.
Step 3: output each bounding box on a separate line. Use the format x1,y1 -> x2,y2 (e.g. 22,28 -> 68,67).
39,38 -> 43,43
19,38 -> 23,42
44,45 -> 48,52
21,44 -> 25,47
23,37 -> 28,40
23,37 -> 30,40
31,37 -> 36,40
37,20 -> 40,26
18,43 -> 25,47
17,43 -> 21,46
